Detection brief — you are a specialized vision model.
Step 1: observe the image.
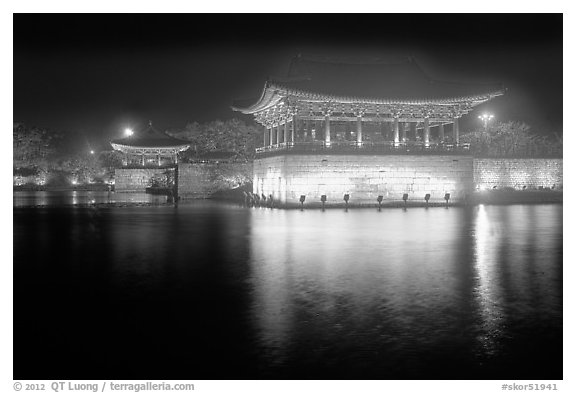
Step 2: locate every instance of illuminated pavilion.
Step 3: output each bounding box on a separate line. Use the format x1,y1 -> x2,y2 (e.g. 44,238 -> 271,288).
111,121 -> 190,167
233,56 -> 504,151
232,56 -> 505,206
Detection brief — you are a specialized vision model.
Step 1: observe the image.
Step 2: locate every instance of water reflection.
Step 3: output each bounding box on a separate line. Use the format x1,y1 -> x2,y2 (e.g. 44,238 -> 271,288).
249,205 -> 562,378
472,205 -> 562,369
13,191 -> 167,207
473,204 -> 506,357
14,201 -> 562,379
250,208 -> 471,377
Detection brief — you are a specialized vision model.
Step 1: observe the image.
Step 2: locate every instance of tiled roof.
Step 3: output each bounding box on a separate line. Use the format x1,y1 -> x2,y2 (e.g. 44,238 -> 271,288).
232,56 -> 504,113
273,56 -> 503,101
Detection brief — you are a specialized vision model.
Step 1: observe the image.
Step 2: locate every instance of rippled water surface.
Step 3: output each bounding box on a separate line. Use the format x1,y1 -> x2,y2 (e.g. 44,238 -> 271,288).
14,200 -> 562,379
13,190 -> 167,207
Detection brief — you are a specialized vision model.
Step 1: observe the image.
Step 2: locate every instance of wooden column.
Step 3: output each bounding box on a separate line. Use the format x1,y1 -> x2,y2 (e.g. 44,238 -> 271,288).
401,122 -> 408,142
424,118 -> 430,147
277,124 -> 282,144
438,123 -> 445,142
157,153 -> 161,166
264,127 -> 269,146
141,154 -> 145,166
284,121 -> 289,144
272,125 -> 278,145
453,117 -> 460,145
393,117 -> 400,145
324,115 -> 331,145
356,116 -> 362,145
291,116 -> 296,143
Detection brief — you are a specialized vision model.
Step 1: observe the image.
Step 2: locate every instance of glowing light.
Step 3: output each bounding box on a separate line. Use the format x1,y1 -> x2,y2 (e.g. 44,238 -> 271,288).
90,150 -> 95,155
478,113 -> 494,121
478,113 -> 495,129
125,128 -> 133,137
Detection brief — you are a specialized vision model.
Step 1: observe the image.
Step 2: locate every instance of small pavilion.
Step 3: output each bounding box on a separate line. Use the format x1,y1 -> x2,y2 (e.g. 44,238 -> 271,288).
110,121 -> 190,167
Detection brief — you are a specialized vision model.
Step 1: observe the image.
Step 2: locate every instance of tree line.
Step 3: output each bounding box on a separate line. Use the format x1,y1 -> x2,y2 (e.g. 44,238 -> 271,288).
13,119 -> 562,187
460,121 -> 562,158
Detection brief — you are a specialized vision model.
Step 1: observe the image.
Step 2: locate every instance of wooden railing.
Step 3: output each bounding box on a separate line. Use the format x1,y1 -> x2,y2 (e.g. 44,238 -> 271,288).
255,141 -> 471,156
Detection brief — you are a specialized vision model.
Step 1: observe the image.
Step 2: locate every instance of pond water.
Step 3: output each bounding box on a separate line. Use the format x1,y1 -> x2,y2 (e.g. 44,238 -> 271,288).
13,190 -> 167,207
13,198 -> 562,379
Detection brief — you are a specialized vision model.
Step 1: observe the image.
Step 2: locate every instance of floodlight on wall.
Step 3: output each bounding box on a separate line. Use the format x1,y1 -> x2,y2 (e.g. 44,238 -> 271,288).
343,194 -> 350,212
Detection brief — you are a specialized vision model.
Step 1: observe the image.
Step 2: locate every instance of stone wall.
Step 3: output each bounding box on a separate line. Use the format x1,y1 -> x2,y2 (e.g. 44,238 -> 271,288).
114,163 -> 252,197
473,158 -> 563,190
177,162 -> 252,199
114,168 -> 169,192
253,154 -> 474,207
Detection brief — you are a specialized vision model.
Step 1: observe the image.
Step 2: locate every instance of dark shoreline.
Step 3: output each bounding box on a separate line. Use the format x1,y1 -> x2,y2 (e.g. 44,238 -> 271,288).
14,184 -> 112,192
13,190 -> 563,210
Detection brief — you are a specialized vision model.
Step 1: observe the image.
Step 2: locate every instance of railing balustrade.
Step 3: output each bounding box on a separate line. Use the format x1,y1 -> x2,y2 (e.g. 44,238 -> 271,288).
255,141 -> 471,156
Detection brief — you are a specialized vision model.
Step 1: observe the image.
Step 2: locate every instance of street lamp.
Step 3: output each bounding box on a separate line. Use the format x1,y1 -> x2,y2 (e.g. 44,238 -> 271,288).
478,113 -> 494,130
125,128 -> 134,137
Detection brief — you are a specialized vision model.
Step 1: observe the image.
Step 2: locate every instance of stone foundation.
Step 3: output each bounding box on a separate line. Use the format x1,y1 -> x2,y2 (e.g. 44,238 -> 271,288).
177,163 -> 214,198
115,163 -> 252,197
473,158 -> 563,190
253,154 -> 474,207
114,168 -> 170,192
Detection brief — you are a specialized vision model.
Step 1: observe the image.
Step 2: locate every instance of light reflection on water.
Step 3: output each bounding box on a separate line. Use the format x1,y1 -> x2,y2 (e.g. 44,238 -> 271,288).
13,190 -> 166,207
248,205 -> 562,377
14,201 -> 562,379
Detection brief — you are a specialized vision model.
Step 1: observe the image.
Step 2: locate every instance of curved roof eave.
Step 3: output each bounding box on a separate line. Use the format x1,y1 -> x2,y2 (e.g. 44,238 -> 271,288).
231,81 -> 286,114
232,83 -> 505,114
110,142 -> 191,150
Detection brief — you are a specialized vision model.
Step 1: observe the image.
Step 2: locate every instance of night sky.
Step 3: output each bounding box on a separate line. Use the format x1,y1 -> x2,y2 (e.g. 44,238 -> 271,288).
14,14 -> 562,151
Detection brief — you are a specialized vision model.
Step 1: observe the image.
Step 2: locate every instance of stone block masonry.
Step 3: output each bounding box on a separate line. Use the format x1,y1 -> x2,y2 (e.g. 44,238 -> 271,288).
177,163 -> 215,198
474,158 -> 563,190
115,162 -> 252,197
114,168 -> 169,192
177,162 -> 253,199
253,154 -> 474,207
